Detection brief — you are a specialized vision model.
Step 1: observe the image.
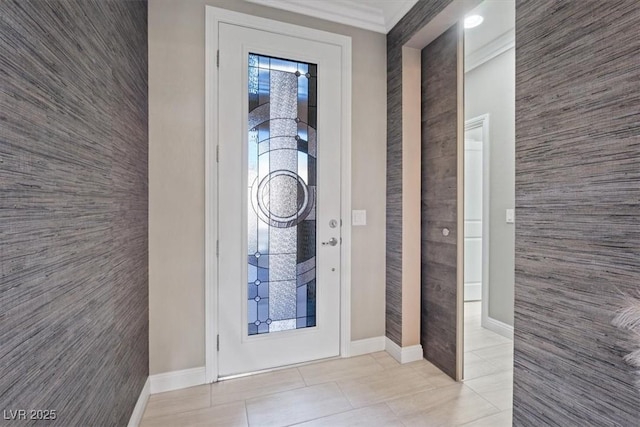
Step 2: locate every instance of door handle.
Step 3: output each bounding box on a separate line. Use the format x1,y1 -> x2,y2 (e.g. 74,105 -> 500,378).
322,237 -> 338,246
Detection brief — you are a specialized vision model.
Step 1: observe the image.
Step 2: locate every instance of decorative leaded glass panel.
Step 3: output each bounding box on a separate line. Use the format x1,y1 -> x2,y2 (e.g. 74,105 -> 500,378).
247,53 -> 317,335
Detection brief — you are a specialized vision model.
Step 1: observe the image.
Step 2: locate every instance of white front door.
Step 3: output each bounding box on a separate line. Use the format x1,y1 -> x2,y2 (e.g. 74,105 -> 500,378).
217,22 -> 343,377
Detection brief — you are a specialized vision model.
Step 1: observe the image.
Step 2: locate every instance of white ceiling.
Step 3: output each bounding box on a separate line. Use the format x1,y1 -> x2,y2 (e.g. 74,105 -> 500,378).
245,0 -> 419,33
244,0 -> 515,50
464,0 -> 515,55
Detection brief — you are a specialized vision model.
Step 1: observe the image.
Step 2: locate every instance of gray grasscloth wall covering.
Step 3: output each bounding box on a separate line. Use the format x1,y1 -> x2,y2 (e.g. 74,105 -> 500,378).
386,0 -> 453,347
421,24 -> 459,380
514,0 -> 640,425
0,1 -> 148,426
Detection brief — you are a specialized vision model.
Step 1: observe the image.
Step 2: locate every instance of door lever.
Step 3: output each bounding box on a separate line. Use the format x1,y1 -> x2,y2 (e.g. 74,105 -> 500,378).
322,237 -> 338,246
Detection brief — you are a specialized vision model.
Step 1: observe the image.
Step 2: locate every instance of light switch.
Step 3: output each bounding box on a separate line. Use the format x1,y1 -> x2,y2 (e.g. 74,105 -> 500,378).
506,209 -> 515,224
352,210 -> 367,226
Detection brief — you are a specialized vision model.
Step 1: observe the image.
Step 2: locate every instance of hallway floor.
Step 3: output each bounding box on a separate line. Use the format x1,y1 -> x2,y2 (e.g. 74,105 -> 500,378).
463,301 -> 513,425
141,303 -> 512,427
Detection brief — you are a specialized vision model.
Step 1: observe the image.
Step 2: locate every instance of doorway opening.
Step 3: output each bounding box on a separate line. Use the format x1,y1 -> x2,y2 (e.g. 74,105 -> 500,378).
462,0 -> 515,414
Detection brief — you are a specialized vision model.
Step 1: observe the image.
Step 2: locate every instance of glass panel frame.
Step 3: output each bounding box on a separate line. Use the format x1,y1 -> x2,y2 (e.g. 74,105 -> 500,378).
247,53 -> 318,336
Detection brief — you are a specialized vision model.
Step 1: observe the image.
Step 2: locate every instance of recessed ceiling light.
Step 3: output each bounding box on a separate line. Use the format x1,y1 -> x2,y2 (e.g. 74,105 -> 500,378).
464,15 -> 484,29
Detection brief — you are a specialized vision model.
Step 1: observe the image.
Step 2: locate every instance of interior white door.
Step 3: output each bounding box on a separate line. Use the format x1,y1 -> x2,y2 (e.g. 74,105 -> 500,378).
464,129 -> 483,302
217,23 -> 343,377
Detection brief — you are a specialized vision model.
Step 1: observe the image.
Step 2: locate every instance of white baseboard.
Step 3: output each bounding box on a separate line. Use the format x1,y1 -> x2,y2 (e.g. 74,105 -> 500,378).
149,366 -> 207,394
349,336 -> 386,357
127,377 -> 150,427
385,337 -> 424,364
482,315 -> 514,340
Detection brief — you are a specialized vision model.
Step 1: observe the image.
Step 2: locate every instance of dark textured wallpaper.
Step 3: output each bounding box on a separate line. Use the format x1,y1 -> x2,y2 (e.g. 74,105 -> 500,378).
0,1 -> 148,426
386,0 -> 453,347
513,0 -> 640,425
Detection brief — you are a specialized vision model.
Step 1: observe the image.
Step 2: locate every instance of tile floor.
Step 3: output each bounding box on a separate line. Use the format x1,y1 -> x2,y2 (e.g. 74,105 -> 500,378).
463,301 -> 513,418
141,302 -> 513,426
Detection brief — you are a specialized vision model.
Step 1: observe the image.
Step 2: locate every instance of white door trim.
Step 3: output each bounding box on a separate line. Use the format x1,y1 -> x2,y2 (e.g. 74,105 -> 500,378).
205,6 -> 352,383
464,114 -> 490,332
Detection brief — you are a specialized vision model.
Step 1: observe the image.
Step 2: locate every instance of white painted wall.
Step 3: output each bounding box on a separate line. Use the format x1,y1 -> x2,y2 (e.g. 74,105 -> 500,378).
464,48 -> 515,326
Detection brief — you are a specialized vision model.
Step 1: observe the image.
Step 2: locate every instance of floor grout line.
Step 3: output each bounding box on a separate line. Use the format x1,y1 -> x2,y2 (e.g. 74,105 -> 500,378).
458,410 -> 511,427
284,400 -> 402,427
244,398 -> 250,427
278,381 -> 353,427
460,384 -> 506,424
333,379 -> 356,410
227,383 -> 313,409
297,366 -> 312,387
141,392 -> 213,420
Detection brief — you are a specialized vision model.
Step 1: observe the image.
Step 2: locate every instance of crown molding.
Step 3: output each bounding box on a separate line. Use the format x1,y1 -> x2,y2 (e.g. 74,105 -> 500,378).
245,0 -> 418,33
465,27 -> 515,73
385,0 -> 419,32
246,0 -> 384,33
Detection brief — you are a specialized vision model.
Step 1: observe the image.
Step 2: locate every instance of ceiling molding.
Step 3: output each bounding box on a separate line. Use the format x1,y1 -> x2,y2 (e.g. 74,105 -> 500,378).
246,0 -> 384,33
405,0 -> 481,49
245,0 -> 418,34
465,27 -> 515,73
384,0 -> 419,32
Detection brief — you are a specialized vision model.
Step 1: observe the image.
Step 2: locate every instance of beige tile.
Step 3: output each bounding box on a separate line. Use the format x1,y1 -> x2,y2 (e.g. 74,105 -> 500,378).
473,343 -> 513,360
425,372 -> 458,388
472,344 -> 514,371
476,387 -> 513,411
246,382 -> 352,427
337,366 -> 434,408
406,358 -> 445,376
293,403 -> 403,427
464,371 -> 513,410
406,359 -> 458,388
211,368 -> 305,405
386,383 -> 465,417
464,322 -> 485,333
464,352 -> 484,364
143,385 -> 211,419
464,312 -> 482,322
465,314 -> 482,322
370,351 -> 388,359
461,409 -> 512,427
481,354 -> 513,371
463,354 -> 504,381
465,331 -> 511,352
298,355 -> 384,386
140,401 -> 247,427
371,351 -> 401,370
464,310 -> 481,319
464,327 -> 495,339
464,311 -> 483,328
464,370 -> 512,394
392,384 -> 500,426
464,302 -> 482,317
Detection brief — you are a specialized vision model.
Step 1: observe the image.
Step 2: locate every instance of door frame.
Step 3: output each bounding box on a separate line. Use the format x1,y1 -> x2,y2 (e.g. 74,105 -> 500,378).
464,114 -> 491,334
204,6 -> 352,383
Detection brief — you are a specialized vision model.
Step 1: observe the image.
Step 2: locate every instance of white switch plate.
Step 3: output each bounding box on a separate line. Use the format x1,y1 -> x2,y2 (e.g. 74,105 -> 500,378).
352,210 -> 367,226
506,208 -> 515,224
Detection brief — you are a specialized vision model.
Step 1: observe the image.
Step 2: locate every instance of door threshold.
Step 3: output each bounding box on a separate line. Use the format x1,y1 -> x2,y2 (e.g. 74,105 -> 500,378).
217,355 -> 342,382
